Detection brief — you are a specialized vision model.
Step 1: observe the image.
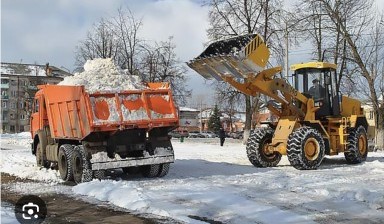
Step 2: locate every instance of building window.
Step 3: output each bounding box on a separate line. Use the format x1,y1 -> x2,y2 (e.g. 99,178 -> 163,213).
2,125 -> 6,132
11,90 -> 17,97
10,125 -> 15,132
2,101 -> 6,108
1,79 -> 9,84
10,102 -> 16,109
2,112 -> 8,120
20,126 -> 25,132
1,90 -> 7,96
369,111 -> 374,120
10,113 -> 15,120
19,102 -> 24,109
20,114 -> 26,120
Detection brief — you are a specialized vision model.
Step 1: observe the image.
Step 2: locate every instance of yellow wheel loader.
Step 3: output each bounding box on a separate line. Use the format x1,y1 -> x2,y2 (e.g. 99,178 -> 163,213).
187,34 -> 368,170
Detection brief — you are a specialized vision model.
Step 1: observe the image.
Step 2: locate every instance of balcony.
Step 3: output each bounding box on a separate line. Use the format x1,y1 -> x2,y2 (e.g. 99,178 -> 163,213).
1,95 -> 9,100
1,83 -> 9,89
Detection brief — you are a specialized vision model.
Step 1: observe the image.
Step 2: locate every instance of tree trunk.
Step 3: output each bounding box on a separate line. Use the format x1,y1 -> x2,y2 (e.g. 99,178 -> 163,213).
376,109 -> 384,150
243,95 -> 252,144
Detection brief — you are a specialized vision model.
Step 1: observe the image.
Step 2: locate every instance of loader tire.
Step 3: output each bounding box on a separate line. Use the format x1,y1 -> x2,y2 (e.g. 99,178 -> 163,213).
142,164 -> 160,178
36,143 -> 50,169
157,163 -> 170,177
287,126 -> 325,170
246,128 -> 281,167
58,144 -> 74,181
72,146 -> 93,184
345,126 -> 368,164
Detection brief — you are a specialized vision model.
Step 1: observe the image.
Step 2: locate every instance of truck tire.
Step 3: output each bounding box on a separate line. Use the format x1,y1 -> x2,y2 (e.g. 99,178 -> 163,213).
72,146 -> 93,184
93,170 -> 106,180
58,144 -> 74,181
142,164 -> 160,178
246,128 -> 281,167
36,143 -> 50,169
157,163 -> 170,177
345,126 -> 368,164
287,126 -> 325,170
122,167 -> 141,175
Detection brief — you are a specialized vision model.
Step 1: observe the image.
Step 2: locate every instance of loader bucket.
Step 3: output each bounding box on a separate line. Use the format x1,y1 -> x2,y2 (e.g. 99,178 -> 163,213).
187,34 -> 270,81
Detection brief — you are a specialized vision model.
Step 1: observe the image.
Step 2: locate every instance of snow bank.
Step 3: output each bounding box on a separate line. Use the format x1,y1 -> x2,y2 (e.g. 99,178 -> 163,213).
2,132 -> 384,223
1,203 -> 17,224
58,58 -> 146,93
1,133 -> 62,184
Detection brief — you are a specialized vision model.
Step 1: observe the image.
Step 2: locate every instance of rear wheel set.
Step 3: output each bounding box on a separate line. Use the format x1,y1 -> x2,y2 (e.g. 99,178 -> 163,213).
123,163 -> 171,178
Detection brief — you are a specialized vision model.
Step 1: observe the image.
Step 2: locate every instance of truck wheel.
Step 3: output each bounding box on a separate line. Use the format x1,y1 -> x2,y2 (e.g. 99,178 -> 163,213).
142,164 -> 160,178
72,146 -> 93,184
122,167 -> 141,175
246,128 -> 281,167
93,170 -> 106,180
58,144 -> 74,181
36,143 -> 50,168
345,126 -> 368,164
157,163 -> 170,177
287,126 -> 325,170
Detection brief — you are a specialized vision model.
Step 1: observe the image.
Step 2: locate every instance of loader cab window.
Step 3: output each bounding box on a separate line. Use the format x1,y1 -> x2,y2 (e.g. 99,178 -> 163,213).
294,68 -> 326,100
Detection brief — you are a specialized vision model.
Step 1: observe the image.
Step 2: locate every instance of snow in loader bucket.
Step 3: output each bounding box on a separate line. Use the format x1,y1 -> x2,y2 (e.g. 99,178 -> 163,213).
187,33 -> 270,81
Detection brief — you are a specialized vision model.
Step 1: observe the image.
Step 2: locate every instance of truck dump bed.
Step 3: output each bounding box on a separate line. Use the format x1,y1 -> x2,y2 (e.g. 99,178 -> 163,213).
39,84 -> 178,140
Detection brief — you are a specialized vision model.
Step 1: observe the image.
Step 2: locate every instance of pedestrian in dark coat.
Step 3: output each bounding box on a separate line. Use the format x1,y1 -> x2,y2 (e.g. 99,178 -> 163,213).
219,128 -> 226,146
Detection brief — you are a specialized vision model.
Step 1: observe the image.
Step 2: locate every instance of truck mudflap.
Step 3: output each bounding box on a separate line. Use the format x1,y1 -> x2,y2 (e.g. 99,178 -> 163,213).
90,149 -> 174,170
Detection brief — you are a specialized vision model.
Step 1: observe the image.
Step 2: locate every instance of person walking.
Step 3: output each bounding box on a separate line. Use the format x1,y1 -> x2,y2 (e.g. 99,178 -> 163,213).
219,127 -> 226,147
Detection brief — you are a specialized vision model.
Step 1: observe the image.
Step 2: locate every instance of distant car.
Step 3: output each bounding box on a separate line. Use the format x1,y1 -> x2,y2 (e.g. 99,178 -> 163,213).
169,130 -> 189,138
188,131 -> 205,138
232,131 -> 244,139
201,131 -> 216,138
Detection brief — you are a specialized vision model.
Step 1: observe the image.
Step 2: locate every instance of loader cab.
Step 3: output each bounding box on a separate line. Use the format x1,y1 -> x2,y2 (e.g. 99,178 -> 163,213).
291,62 -> 340,119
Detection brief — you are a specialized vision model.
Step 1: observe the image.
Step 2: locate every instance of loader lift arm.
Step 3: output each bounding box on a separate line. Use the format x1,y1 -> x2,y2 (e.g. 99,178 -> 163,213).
187,34 -> 318,121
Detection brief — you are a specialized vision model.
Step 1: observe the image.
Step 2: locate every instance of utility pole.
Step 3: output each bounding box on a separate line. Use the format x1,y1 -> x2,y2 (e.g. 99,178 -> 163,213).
284,21 -> 289,79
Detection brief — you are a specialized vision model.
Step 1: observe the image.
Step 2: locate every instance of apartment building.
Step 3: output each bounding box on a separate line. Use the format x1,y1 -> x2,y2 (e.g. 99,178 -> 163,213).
1,62 -> 71,133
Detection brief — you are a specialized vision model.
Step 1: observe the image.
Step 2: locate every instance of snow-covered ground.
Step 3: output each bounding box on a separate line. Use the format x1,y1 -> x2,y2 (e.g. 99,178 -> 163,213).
1,202 -> 17,224
1,133 -> 384,223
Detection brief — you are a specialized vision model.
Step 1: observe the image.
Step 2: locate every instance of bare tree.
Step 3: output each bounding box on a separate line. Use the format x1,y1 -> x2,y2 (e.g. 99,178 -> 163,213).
316,0 -> 384,149
140,37 -> 191,105
75,8 -> 191,105
206,0 -> 284,141
75,18 -> 118,70
112,8 -> 143,75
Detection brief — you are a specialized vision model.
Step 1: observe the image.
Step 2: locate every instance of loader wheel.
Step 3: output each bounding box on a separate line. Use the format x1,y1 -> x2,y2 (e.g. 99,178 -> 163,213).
58,144 -> 74,181
36,143 -> 50,168
345,126 -> 368,164
142,164 -> 160,178
287,126 -> 325,170
157,163 -> 170,177
246,128 -> 281,167
72,146 -> 93,184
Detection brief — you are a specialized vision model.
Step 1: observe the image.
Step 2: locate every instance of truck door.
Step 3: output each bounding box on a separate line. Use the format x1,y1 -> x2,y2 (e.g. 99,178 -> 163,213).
30,97 -> 41,135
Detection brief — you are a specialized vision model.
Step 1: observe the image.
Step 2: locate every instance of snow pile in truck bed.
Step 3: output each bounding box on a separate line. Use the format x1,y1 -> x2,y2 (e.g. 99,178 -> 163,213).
59,58 -> 146,93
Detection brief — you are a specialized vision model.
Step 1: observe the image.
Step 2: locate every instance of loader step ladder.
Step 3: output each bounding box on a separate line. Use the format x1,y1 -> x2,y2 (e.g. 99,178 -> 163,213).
340,117 -> 350,145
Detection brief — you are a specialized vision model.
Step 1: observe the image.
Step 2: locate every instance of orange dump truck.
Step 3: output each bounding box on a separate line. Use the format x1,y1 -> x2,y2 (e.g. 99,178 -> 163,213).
30,83 -> 178,183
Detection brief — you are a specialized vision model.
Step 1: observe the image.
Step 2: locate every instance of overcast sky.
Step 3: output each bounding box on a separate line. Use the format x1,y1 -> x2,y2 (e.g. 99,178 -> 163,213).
1,0 -> 383,106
